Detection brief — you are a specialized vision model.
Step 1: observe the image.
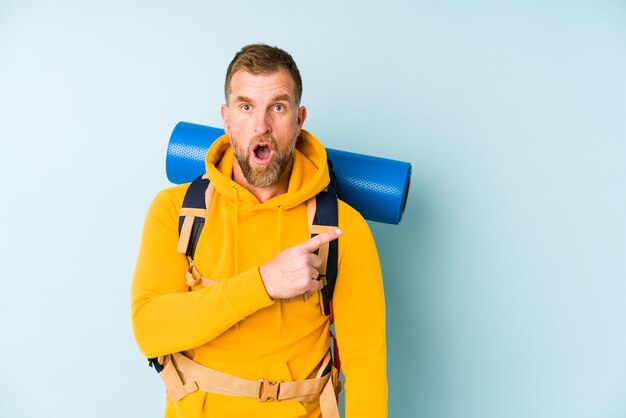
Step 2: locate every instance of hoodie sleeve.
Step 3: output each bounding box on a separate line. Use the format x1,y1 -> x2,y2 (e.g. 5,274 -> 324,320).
333,203 -> 388,417
131,187 -> 274,358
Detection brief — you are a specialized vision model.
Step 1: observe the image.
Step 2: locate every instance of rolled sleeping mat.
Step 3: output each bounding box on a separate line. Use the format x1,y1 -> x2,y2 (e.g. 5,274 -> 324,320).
166,121 -> 411,224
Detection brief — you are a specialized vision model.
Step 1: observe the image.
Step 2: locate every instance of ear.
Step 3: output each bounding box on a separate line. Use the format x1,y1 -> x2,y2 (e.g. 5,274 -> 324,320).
221,104 -> 230,134
296,106 -> 307,133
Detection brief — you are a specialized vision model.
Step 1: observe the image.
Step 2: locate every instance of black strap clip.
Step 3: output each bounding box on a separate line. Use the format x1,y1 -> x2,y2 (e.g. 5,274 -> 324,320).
148,357 -> 164,373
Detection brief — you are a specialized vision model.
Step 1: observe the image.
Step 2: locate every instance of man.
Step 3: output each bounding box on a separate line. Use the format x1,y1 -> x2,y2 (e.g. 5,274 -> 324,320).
132,44 -> 387,417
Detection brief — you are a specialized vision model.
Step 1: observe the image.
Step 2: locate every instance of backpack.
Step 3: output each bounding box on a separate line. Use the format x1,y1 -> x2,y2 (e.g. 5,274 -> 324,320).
149,164 -> 341,373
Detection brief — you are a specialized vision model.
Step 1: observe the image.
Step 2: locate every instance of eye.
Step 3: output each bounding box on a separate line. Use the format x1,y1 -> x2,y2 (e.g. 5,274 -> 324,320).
240,104 -> 251,112
273,104 -> 285,112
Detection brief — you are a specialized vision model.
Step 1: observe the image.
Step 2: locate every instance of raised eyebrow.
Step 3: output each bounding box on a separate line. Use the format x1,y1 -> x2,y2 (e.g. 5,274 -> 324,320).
271,94 -> 292,103
234,95 -> 253,104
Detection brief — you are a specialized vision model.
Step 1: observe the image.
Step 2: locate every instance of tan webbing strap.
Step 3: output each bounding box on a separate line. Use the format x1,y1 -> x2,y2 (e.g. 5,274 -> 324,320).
160,355 -> 199,401
177,216 -> 195,253
159,352 -> 340,415
179,181 -> 217,283
176,181 -> 213,255
160,352 -> 336,407
309,224 -> 336,314
315,352 -> 332,379
309,225 -> 338,234
309,225 -> 336,275
318,243 -> 329,275
319,374 -> 340,418
305,187 -> 330,224
315,352 -> 340,418
186,262 -> 219,288
179,208 -> 207,218
282,198 -> 336,304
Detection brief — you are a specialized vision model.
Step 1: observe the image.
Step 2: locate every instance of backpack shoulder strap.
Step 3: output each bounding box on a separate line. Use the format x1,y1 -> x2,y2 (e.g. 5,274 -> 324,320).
177,171 -> 338,316
147,175 -> 213,373
307,184 -> 339,317
177,174 -> 214,258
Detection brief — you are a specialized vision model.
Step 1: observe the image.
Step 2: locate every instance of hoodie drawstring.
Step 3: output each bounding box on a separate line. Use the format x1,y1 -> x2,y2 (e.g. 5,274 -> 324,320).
277,205 -> 285,334
229,186 -> 287,334
276,205 -> 284,253
231,184 -> 241,331
231,184 -> 239,277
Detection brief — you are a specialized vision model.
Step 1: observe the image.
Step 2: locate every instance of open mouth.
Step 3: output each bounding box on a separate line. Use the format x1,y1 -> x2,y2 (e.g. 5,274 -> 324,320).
252,143 -> 273,163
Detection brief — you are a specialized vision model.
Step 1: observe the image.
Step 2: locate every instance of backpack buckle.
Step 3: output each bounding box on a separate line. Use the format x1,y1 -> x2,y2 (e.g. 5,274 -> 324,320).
258,378 -> 282,401
318,275 -> 327,288
148,356 -> 165,373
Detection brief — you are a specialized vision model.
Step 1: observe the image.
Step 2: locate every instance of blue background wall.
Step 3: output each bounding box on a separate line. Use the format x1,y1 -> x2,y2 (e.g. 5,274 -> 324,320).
1,1 -> 625,417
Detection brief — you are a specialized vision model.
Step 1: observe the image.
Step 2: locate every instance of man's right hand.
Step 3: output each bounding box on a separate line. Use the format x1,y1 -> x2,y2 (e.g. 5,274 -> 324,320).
259,228 -> 342,300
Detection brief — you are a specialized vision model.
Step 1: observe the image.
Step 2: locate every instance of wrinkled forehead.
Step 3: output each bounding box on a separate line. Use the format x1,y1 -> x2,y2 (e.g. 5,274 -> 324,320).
227,68 -> 298,103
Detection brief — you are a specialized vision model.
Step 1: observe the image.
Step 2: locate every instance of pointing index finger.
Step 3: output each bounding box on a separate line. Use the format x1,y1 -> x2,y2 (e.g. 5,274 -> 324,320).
301,228 -> 342,253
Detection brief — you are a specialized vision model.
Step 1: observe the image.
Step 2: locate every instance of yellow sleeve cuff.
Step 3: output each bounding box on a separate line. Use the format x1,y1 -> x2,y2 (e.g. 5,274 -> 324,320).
223,267 -> 274,319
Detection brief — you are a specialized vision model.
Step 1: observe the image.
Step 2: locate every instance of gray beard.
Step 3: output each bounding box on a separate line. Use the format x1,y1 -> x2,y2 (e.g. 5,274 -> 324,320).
232,135 -> 296,188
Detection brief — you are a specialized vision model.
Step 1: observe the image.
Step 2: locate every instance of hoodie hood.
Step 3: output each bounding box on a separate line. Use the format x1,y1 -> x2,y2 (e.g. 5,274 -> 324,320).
204,129 -> 330,211
202,129 -> 331,333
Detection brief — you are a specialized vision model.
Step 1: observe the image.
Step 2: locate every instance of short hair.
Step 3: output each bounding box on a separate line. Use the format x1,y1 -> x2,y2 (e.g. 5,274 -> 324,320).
224,44 -> 303,104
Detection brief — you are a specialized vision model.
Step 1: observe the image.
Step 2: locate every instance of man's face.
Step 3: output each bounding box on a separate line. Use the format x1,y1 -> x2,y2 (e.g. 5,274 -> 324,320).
221,68 -> 307,188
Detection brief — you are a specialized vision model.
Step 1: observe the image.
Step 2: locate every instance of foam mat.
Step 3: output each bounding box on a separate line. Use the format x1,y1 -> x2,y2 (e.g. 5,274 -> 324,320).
166,122 -> 411,224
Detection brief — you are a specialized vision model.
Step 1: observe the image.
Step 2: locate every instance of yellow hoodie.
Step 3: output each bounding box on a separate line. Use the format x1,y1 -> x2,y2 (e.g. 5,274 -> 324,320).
131,131 -> 387,417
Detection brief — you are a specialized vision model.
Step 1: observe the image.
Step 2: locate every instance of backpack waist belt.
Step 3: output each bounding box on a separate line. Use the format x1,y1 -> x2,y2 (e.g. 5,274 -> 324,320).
159,352 -> 341,418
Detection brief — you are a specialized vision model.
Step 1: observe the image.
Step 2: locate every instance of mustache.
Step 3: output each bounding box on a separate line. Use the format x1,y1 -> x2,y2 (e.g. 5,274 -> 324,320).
248,135 -> 278,149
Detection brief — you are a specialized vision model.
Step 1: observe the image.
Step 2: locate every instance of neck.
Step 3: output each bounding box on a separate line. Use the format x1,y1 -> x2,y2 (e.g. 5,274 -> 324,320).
232,160 -> 293,203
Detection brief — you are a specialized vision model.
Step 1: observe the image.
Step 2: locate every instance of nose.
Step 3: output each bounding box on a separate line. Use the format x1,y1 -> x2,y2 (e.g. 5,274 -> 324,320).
253,111 -> 271,136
